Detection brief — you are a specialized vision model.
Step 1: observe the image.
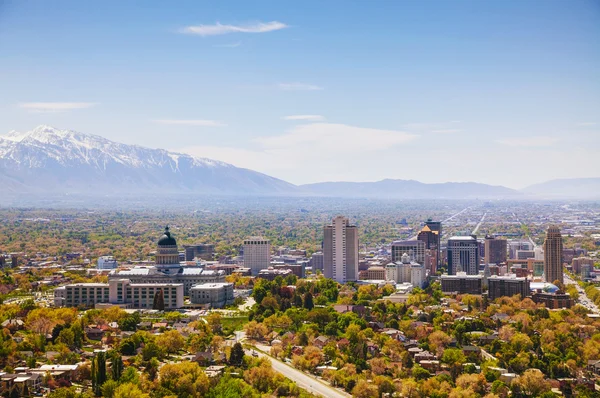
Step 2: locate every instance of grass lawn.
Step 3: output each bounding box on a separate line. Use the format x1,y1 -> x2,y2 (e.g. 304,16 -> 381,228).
221,315 -> 249,335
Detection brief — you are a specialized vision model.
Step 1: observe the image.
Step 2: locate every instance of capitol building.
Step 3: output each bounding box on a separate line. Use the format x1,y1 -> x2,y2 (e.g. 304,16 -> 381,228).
109,226 -> 226,295
55,227 -> 232,309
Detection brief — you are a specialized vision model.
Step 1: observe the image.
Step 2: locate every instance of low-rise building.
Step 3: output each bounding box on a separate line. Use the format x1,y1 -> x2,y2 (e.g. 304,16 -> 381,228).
54,279 -> 184,309
363,266 -> 386,280
441,272 -> 483,295
488,275 -> 530,300
531,291 -> 574,309
189,283 -> 234,308
257,267 -> 292,280
97,256 -> 118,270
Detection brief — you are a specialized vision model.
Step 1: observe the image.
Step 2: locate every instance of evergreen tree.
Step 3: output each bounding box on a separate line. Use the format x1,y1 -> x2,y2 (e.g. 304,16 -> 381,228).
109,350 -> 123,380
153,289 -> 165,311
92,350 -> 107,396
303,292 -> 314,310
230,342 -> 245,367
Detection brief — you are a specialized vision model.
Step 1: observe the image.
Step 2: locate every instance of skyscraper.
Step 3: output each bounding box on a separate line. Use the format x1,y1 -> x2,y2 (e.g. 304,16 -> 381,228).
447,235 -> 479,275
417,219 -> 441,269
484,235 -> 507,264
543,226 -> 563,284
391,240 -> 425,264
323,215 -> 358,283
243,237 -> 271,276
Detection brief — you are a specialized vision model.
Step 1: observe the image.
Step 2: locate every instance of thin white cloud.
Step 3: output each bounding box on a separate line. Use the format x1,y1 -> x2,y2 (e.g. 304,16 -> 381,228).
153,119 -> 226,127
431,129 -> 461,134
255,123 -> 416,152
496,136 -> 559,147
282,115 -> 325,121
178,122 -> 418,182
19,102 -> 95,113
577,122 -> 596,127
277,82 -> 323,91
404,121 -> 461,133
213,41 -> 242,48
180,21 -> 288,36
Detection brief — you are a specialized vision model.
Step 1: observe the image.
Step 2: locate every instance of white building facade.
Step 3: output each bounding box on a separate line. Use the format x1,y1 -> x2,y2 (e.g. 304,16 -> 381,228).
243,237 -> 271,276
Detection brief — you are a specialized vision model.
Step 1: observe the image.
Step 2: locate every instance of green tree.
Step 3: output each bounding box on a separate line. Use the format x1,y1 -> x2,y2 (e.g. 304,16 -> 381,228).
441,348 -> 466,380
109,350 -> 123,381
230,342 -> 245,366
152,289 -> 165,311
303,292 -> 314,310
92,350 -> 107,396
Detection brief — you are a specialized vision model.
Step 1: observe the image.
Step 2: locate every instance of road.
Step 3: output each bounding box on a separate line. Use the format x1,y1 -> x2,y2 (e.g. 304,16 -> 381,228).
512,212 -> 537,248
246,343 -> 351,398
480,347 -> 498,361
564,274 -> 600,314
471,212 -> 487,235
444,207 -> 470,223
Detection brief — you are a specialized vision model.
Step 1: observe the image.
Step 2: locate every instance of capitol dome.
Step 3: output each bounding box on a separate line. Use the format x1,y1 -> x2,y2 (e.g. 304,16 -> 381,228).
158,226 -> 177,246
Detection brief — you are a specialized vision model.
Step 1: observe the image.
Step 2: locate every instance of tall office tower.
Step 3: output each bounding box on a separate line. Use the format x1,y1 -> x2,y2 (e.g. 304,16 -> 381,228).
391,240 -> 425,264
447,236 -> 480,275
323,216 -> 359,283
243,237 -> 271,276
543,226 -> 563,284
418,219 -> 441,268
484,235 -> 507,264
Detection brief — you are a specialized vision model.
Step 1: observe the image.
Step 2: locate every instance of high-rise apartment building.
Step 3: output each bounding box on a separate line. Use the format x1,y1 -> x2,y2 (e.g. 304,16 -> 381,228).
417,219 -> 441,269
323,216 -> 358,283
543,226 -> 563,284
484,235 -> 507,264
391,240 -> 425,264
243,237 -> 271,276
447,236 -> 479,275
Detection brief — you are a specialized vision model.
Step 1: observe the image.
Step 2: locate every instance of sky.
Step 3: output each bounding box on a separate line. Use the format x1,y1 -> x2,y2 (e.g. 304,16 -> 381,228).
0,0 -> 599,189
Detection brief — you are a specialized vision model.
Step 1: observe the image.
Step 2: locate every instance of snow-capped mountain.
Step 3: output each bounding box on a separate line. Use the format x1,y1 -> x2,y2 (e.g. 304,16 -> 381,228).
0,125 -> 296,195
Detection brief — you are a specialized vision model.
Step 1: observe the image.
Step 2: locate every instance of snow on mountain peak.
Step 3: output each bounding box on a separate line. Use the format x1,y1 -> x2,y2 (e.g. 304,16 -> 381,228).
0,125 -> 232,169
0,125 -> 294,194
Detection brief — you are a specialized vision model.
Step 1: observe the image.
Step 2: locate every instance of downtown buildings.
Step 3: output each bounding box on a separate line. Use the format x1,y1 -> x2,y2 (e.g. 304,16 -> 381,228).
243,236 -> 271,276
543,225 -> 564,284
324,215 -> 359,283
447,235 -> 479,275
484,235 -> 507,265
55,227 -> 231,309
417,219 -> 441,271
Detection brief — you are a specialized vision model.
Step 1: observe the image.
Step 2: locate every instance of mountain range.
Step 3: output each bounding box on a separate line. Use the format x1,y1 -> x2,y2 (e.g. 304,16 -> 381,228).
0,126 -> 597,199
0,125 -> 294,195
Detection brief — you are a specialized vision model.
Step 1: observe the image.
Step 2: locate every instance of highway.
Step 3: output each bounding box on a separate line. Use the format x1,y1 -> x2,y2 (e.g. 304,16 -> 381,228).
245,342 -> 351,398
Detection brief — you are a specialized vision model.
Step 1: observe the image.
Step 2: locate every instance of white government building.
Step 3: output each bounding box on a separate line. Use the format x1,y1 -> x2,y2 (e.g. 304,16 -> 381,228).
386,253 -> 426,288
54,227 -> 233,309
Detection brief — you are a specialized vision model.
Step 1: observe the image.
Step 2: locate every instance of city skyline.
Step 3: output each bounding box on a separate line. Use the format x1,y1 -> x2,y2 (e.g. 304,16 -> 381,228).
1,1 -> 599,188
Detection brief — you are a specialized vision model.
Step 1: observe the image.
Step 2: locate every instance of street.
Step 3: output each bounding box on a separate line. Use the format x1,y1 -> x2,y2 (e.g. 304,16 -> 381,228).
564,274 -> 599,314
245,343 -> 351,398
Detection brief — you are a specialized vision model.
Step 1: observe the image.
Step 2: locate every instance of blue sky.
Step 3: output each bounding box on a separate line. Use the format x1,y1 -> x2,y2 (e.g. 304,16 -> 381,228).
1,0 -> 598,188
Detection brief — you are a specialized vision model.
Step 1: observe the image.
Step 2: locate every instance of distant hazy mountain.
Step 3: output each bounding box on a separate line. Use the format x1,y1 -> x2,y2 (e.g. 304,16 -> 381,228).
522,178 -> 600,198
0,125 -> 295,195
300,179 -> 520,198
